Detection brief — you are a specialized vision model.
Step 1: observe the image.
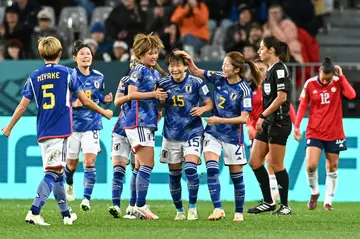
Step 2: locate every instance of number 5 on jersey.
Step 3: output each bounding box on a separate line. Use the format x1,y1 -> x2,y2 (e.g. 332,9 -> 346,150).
42,84 -> 55,109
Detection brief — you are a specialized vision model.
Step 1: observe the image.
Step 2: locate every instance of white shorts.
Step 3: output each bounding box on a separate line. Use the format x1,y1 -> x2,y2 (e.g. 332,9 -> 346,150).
39,138 -> 67,170
203,133 -> 247,165
111,133 -> 131,164
125,127 -> 155,153
67,130 -> 101,159
160,136 -> 202,164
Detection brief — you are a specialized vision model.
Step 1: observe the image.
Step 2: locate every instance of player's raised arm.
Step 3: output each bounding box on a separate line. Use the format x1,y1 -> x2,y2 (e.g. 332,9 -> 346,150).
335,65 -> 356,100
190,78 -> 213,116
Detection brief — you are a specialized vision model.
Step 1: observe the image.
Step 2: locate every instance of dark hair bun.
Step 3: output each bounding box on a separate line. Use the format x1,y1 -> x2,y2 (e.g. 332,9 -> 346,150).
324,57 -> 332,64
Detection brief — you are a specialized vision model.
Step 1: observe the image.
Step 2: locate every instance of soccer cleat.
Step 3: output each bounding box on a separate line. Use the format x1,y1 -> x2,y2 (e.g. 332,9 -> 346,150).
187,208 -> 199,221
25,211 -> 50,226
174,211 -> 186,220
307,193 -> 320,210
272,204 -> 291,215
324,204 -> 333,211
247,201 -> 276,214
108,206 -> 121,219
63,213 -> 77,225
65,184 -> 75,202
123,205 -> 137,219
233,213 -> 244,222
208,208 -> 225,220
80,198 -> 91,211
133,205 -> 159,220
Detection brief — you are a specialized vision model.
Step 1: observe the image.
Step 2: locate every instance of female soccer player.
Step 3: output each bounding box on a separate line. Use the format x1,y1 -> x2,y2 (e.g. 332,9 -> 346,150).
247,36 -> 292,215
64,41 -> 113,211
247,59 -> 296,203
124,33 -> 168,220
175,50 -> 261,222
2,36 -> 112,225
294,57 -> 356,211
158,52 -> 213,220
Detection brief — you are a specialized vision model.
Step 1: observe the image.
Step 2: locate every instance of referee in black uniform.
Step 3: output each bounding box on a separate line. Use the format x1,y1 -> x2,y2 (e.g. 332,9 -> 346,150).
247,36 -> 292,215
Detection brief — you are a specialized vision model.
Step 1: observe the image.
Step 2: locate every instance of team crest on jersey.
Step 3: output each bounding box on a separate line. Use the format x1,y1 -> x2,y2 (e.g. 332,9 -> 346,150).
331,87 -> 337,92
230,92 -> 237,100
185,84 -> 192,93
204,140 -> 210,147
162,150 -> 169,159
94,81 -> 100,89
130,72 -> 138,82
264,83 -> 271,95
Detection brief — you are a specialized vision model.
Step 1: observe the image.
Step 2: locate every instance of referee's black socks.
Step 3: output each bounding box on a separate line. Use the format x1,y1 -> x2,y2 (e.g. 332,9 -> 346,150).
253,165 -> 273,204
275,169 -> 289,207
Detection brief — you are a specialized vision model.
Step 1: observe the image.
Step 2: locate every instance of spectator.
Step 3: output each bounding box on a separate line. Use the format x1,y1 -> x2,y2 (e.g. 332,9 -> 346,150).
146,0 -> 174,33
90,22 -> 113,57
105,0 -> 147,47
111,40 -> 130,61
157,23 -> 183,59
242,43 -> 257,60
10,0 -> 40,28
248,22 -> 263,49
83,38 -> 112,61
203,0 -> 232,24
171,0 -> 209,55
264,3 -> 303,63
5,39 -> 23,60
223,4 -> 253,53
0,43 -> 5,60
31,9 -> 65,58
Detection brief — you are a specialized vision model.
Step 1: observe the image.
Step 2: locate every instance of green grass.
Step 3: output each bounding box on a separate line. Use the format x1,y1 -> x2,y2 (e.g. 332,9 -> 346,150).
0,200 -> 359,239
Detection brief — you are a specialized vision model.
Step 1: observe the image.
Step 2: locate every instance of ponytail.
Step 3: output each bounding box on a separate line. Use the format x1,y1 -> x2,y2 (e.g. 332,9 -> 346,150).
246,59 -> 262,87
263,36 -> 290,62
154,63 -> 168,77
278,41 -> 290,62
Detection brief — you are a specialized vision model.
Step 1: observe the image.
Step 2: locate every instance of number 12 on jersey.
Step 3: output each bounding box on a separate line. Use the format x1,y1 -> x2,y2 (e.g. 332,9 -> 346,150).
320,92 -> 330,104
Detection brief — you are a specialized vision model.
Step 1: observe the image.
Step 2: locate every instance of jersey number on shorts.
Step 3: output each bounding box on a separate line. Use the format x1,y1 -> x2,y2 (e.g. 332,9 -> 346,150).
187,137 -> 200,147
235,145 -> 242,159
42,84 -> 55,110
172,95 -> 185,107
85,90 -> 92,99
320,92 -> 330,104
218,96 -> 226,109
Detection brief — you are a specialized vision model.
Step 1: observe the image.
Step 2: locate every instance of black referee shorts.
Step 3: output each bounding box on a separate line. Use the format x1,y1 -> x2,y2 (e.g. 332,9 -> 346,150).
255,122 -> 292,146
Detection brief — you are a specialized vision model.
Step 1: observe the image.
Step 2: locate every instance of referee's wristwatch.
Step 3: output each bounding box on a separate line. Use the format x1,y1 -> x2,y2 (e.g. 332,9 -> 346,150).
259,113 -> 266,119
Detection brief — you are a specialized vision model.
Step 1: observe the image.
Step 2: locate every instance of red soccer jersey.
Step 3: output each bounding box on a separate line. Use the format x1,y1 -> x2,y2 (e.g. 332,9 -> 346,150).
299,76 -> 345,140
247,87 -> 263,139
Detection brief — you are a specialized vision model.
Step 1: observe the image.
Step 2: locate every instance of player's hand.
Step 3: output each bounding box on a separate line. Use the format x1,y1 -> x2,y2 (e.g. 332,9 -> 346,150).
256,118 -> 264,132
191,107 -> 205,116
205,116 -> 221,126
335,65 -> 343,76
72,99 -> 83,108
104,93 -> 113,103
2,126 -> 11,137
294,128 -> 302,142
173,50 -> 193,64
104,109 -> 113,120
153,88 -> 168,101
246,125 -> 256,139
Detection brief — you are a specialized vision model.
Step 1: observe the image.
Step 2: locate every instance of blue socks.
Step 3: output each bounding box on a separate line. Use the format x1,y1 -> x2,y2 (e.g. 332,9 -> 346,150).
53,173 -> 71,218
112,165 -> 126,207
64,165 -> 75,185
136,165 -> 153,207
31,172 -> 58,215
129,168 -> 138,207
83,166 -> 96,200
184,162 -> 199,208
169,169 -> 183,211
206,160 -> 222,209
231,172 -> 245,213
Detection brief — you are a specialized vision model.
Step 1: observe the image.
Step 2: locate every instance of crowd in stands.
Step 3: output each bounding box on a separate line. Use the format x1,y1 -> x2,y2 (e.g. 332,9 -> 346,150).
0,0 -> 336,66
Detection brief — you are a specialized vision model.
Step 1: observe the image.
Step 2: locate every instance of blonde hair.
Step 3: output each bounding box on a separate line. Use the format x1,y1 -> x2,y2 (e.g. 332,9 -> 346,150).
132,33 -> 164,59
38,36 -> 62,61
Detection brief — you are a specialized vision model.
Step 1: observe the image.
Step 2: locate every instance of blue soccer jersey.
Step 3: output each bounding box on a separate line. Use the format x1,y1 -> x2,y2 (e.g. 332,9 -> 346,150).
204,70 -> 252,145
113,76 -> 131,136
158,74 -> 211,141
21,63 -> 82,141
124,63 -> 162,130
71,68 -> 105,132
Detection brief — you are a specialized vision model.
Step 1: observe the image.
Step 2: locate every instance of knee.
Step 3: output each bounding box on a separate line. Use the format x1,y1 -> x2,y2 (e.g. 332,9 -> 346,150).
66,160 -> 78,171
268,162 -> 284,172
249,158 -> 262,170
327,161 -> 338,172
83,156 -> 96,167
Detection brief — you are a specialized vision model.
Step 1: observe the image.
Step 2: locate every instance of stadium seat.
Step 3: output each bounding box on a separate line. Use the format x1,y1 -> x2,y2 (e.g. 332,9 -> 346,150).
0,7 -> 4,25
200,45 -> 225,61
212,27 -> 227,46
105,0 -> 122,7
41,6 -> 56,27
90,6 -> 112,26
58,7 -> 89,43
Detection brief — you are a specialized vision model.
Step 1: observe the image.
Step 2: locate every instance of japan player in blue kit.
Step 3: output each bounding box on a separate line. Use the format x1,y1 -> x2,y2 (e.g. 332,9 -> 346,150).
124,33 -> 168,220
64,41 -> 113,211
174,50 -> 261,222
158,52 -> 213,220
1,37 -> 113,225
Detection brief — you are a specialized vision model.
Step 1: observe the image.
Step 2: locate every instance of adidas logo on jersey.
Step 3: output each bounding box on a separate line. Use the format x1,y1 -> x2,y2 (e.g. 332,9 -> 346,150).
312,90 -> 318,94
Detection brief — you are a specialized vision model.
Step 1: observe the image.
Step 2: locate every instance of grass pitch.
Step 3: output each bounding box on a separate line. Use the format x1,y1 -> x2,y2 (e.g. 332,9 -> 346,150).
0,200 -> 359,239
